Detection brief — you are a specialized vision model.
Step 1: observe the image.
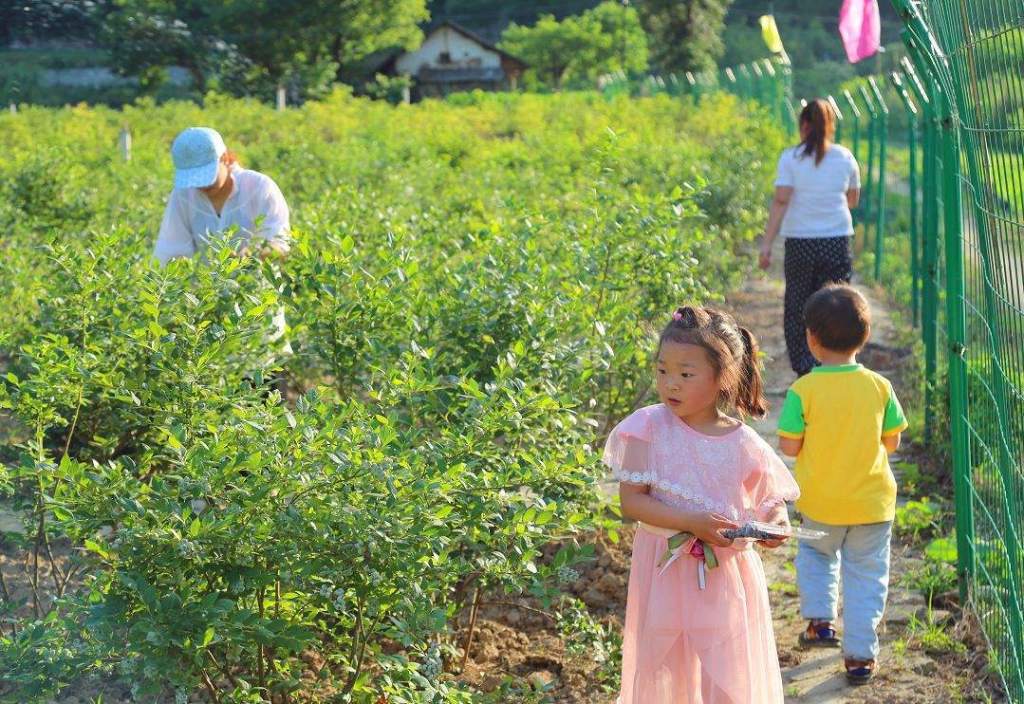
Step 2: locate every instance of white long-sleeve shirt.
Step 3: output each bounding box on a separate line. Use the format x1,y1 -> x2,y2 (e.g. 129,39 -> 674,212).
154,167 -> 290,265
154,166 -> 292,354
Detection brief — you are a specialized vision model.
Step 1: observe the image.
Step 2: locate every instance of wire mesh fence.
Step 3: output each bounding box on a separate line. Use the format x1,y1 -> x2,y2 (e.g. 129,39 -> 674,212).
598,55 -> 798,134
881,1 -> 1024,697
602,20 -> 1023,694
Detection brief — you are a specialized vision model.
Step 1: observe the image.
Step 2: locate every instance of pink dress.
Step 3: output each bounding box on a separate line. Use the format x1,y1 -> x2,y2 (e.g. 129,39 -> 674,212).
603,404 -> 800,704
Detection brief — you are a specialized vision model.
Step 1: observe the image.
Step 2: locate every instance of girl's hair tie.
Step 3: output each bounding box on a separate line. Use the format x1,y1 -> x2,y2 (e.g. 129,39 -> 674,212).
672,311 -> 683,321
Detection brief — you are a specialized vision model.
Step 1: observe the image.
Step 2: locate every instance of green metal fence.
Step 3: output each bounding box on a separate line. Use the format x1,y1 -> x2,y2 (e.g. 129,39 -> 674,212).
599,56 -> 798,134
604,29 -> 1024,695
859,1 -> 1024,697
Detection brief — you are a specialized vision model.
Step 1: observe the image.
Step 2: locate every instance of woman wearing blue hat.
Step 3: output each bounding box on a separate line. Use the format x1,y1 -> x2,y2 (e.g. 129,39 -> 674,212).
155,127 -> 293,364
154,127 -> 290,264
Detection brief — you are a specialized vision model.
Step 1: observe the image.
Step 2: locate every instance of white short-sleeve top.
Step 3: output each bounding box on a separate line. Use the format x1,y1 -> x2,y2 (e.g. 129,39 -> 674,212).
154,167 -> 290,265
774,144 -> 860,239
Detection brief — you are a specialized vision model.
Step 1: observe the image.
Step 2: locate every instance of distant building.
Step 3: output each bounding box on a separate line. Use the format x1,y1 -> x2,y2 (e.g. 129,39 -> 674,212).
377,21 -> 527,99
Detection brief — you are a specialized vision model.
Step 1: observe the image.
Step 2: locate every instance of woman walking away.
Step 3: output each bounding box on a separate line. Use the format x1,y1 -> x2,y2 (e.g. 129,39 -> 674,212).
759,99 -> 861,376
604,306 -> 799,703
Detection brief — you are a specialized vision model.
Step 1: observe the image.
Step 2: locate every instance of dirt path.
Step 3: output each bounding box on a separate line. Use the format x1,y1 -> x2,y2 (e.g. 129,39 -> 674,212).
582,256 -> 981,703
730,263 -> 945,704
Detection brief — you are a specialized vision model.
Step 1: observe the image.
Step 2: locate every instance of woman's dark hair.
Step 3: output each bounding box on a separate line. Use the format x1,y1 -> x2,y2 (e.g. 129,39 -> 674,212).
799,99 -> 835,165
658,306 -> 767,419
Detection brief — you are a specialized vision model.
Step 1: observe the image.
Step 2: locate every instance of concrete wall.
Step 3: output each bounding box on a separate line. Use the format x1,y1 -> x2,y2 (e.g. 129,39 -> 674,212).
39,66 -> 191,87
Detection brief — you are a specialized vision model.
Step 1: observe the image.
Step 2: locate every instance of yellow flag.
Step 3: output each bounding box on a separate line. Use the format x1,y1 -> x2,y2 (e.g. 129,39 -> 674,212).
759,14 -> 785,54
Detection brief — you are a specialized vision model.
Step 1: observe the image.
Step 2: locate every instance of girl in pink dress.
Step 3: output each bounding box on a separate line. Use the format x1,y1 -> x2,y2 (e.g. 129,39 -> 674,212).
604,306 -> 799,704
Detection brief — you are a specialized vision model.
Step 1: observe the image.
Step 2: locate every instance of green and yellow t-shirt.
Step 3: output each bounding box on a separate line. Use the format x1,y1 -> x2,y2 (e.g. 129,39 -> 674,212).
778,364 -> 908,524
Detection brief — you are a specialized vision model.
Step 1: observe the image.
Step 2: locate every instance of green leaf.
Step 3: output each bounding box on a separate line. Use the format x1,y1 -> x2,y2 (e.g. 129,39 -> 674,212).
925,536 -> 958,564
84,539 -> 110,559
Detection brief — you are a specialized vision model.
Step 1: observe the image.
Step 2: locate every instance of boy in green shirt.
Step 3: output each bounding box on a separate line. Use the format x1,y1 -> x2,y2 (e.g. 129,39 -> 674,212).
777,284 -> 908,686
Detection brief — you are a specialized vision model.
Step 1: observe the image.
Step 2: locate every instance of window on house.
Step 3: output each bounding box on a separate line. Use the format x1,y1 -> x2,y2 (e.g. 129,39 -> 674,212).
439,51 -> 452,64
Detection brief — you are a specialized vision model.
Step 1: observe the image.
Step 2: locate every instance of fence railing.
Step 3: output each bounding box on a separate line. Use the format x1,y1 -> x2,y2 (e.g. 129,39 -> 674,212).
604,29 -> 1024,697
829,2 -> 1024,698
599,56 -> 797,134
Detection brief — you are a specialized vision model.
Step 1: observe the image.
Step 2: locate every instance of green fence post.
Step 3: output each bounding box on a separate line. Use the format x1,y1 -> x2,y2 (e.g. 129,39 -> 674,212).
859,84 -> 879,267
750,61 -> 768,108
723,66 -> 738,101
843,90 -> 863,227
941,9 -> 1024,680
900,10 -> 978,612
738,63 -> 754,101
902,51 -> 938,444
685,71 -> 698,101
889,70 -> 920,327
772,56 -> 797,135
869,76 -> 889,282
828,94 -> 845,144
940,87 -> 973,610
759,59 -> 782,126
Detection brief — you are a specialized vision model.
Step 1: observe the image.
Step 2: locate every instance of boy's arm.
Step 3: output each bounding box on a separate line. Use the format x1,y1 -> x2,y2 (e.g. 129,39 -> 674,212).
882,432 -> 901,453
881,385 -> 909,454
777,389 -> 805,457
779,436 -> 803,456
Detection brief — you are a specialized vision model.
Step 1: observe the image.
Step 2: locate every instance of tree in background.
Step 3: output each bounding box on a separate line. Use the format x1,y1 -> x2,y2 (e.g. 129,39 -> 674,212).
0,0 -> 99,46
721,1 -> 904,101
499,1 -> 647,89
90,0 -> 428,99
635,0 -> 733,74
428,0 -> 602,41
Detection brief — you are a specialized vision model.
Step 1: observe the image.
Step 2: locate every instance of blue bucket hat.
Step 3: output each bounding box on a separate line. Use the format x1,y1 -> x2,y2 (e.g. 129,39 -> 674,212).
171,127 -> 226,189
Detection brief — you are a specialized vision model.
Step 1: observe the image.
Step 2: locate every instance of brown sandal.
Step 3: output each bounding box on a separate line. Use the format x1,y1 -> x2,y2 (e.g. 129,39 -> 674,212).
845,657 -> 875,685
798,619 -> 841,648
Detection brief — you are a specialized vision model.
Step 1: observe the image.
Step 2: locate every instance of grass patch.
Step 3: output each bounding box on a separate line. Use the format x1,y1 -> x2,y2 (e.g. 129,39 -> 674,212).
907,610 -> 966,655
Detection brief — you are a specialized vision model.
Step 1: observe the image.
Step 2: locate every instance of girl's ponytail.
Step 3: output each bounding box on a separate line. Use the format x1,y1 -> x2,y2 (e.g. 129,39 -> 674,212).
736,326 -> 767,419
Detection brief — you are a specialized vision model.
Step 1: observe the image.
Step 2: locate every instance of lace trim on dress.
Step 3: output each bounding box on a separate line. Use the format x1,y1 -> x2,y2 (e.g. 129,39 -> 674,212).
756,494 -> 797,513
613,469 -> 799,520
612,468 -> 736,515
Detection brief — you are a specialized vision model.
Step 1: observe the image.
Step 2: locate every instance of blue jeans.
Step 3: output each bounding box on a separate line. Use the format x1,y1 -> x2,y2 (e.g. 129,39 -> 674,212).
796,517 -> 893,660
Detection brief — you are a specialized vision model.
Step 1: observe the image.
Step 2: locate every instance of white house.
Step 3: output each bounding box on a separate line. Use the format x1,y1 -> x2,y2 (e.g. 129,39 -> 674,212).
379,21 -> 526,98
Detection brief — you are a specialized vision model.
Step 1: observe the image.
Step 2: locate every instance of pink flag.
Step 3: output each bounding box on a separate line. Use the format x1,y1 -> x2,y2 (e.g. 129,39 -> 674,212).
839,0 -> 881,63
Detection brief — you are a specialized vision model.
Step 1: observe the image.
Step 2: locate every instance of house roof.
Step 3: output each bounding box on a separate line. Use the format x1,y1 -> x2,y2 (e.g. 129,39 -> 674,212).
372,20 -> 528,74
434,20 -> 526,68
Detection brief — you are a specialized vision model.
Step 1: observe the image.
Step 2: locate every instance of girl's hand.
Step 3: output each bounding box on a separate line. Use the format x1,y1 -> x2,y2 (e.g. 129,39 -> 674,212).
760,504 -> 791,549
689,512 -> 739,548
759,240 -> 772,270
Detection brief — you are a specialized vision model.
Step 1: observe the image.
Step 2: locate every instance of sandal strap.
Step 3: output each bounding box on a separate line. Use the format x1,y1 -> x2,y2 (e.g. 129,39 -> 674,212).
809,621 -> 837,640
845,658 -> 875,673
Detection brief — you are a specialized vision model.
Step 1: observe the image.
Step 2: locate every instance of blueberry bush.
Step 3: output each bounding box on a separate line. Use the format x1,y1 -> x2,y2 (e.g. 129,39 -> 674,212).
0,89 -> 783,702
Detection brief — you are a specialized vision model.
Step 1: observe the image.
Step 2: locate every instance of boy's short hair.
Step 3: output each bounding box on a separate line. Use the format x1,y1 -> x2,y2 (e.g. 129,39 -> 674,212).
804,284 -> 871,352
